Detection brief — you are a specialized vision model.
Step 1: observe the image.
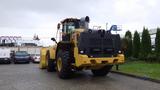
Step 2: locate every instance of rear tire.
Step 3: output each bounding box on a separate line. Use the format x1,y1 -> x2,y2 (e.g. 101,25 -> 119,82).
56,50 -> 72,79
91,65 -> 113,76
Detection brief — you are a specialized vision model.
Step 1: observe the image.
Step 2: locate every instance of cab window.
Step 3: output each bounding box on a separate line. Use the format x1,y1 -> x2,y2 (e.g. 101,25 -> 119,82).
63,22 -> 79,34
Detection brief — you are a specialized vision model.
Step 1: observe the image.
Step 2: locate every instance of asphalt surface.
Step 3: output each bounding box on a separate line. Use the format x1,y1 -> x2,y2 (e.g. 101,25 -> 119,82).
0,63 -> 159,90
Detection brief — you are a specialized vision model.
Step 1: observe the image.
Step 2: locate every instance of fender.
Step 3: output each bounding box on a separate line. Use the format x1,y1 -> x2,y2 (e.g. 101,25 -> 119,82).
48,46 -> 56,60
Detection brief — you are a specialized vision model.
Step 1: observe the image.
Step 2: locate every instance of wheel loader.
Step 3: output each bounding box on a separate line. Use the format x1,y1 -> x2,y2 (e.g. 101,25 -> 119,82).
39,16 -> 124,79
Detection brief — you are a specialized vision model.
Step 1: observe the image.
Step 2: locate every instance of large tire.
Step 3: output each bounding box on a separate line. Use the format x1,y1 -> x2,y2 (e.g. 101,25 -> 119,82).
47,59 -> 56,72
56,50 -> 72,79
91,65 -> 113,76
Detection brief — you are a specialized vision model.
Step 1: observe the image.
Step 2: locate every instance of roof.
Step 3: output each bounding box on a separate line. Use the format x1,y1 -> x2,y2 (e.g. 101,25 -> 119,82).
61,18 -> 80,24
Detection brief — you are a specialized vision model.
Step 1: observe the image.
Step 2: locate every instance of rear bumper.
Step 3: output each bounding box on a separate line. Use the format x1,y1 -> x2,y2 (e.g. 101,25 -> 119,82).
0,58 -> 11,63
33,59 -> 40,63
75,54 -> 125,67
14,58 -> 30,63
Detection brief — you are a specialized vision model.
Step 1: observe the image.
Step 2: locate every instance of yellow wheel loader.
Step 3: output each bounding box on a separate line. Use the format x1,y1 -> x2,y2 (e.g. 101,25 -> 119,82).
39,16 -> 125,79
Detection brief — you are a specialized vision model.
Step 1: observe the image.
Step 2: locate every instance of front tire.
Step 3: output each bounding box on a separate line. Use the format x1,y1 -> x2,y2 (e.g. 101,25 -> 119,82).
56,50 -> 72,79
91,65 -> 113,76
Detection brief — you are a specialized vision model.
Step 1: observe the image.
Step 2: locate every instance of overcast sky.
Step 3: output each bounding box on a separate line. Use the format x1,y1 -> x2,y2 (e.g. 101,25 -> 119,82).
0,0 -> 160,45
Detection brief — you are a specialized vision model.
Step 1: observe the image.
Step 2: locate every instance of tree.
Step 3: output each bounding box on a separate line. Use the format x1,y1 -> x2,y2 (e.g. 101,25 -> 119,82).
124,30 -> 132,57
140,27 -> 151,59
133,31 -> 140,58
155,28 -> 160,56
121,38 -> 128,53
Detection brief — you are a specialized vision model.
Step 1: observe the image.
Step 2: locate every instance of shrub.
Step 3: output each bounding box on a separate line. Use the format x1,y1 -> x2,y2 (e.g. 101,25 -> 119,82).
140,27 -> 152,61
155,28 -> 160,56
124,30 -> 132,57
133,31 -> 140,58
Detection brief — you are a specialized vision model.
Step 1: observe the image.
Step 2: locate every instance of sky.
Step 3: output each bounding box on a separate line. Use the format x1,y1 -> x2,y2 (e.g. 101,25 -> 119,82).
0,0 -> 160,45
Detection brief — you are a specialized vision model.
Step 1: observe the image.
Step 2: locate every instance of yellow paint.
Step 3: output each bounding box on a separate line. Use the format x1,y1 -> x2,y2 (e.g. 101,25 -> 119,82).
39,47 -> 47,69
48,46 -> 57,60
39,47 -> 48,69
71,29 -> 84,45
74,47 -> 125,67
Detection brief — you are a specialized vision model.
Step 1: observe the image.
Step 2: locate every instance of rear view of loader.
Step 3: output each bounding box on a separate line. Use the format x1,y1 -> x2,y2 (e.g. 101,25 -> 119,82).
39,16 -> 124,79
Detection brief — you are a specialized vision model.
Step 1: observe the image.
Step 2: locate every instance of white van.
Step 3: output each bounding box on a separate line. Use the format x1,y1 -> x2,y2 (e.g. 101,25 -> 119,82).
0,48 -> 11,64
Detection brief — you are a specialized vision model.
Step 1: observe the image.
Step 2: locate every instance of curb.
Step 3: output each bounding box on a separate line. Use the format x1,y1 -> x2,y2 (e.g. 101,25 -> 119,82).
110,71 -> 160,84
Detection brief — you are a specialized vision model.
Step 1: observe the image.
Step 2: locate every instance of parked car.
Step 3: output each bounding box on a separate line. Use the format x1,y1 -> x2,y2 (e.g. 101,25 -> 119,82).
0,48 -> 11,64
13,51 -> 30,64
31,54 -> 40,63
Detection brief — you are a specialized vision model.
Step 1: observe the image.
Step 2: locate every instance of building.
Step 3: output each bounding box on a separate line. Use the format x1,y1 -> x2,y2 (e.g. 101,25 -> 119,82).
0,36 -> 22,46
139,28 -> 156,46
149,28 -> 156,47
17,39 -> 43,46
0,36 -> 42,47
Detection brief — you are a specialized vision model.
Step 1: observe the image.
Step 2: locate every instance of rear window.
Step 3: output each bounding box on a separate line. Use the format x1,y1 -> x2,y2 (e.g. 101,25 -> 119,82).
15,51 -> 28,56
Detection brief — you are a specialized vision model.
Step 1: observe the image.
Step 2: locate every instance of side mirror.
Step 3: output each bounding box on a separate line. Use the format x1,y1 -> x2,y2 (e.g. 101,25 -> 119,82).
51,37 -> 57,44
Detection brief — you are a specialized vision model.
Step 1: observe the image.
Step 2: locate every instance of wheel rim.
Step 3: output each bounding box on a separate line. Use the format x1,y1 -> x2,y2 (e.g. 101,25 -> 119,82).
57,58 -> 62,72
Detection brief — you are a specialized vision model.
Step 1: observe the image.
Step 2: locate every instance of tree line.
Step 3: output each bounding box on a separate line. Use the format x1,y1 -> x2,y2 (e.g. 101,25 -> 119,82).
122,27 -> 160,62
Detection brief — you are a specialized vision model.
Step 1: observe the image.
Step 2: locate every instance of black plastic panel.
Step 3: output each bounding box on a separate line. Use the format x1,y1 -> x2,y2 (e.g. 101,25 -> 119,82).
78,30 -> 121,57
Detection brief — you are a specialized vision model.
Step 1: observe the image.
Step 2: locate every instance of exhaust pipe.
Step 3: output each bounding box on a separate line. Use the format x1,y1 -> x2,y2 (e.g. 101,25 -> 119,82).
80,16 -> 90,23
80,16 -> 90,30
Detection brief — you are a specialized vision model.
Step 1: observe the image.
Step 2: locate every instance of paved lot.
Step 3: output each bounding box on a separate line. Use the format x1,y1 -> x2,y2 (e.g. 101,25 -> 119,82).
0,63 -> 159,90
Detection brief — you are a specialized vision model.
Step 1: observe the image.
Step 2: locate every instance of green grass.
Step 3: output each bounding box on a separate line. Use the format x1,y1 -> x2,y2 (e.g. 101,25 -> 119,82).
112,61 -> 160,80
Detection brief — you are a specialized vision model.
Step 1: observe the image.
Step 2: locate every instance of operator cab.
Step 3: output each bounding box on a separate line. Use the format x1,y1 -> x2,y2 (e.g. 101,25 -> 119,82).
60,16 -> 89,41
61,19 -> 79,34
